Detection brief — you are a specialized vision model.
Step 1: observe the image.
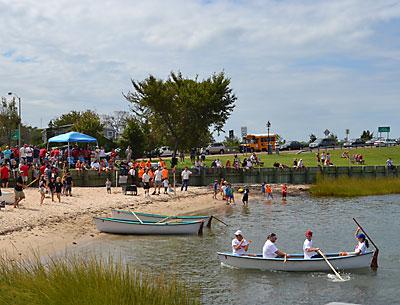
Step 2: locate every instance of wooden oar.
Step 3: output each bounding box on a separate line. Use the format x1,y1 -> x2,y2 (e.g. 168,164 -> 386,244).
211,216 -> 228,226
26,178 -> 39,187
318,250 -> 344,281
130,211 -> 143,224
353,217 -> 379,268
156,216 -> 173,224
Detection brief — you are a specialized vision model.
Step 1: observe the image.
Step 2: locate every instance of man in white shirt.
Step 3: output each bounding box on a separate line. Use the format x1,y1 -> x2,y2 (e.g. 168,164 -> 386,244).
153,166 -> 163,195
303,230 -> 320,259
181,167 -> 192,191
232,230 -> 250,256
262,233 -> 289,259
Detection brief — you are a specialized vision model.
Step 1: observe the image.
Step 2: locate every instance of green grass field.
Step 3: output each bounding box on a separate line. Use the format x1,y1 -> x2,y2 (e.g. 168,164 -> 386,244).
310,176 -> 400,197
0,255 -> 200,305
158,146 -> 400,169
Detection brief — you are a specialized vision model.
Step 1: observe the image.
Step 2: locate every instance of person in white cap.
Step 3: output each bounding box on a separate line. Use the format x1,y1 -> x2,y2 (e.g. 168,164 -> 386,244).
232,230 -> 250,256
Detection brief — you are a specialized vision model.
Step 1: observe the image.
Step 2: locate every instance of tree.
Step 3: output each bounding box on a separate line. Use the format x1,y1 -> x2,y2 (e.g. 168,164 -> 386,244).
223,136 -> 241,148
124,71 -> 236,153
327,133 -> 339,144
309,134 -> 317,143
101,111 -> 130,138
0,97 -> 19,146
360,130 -> 373,141
118,118 -> 146,159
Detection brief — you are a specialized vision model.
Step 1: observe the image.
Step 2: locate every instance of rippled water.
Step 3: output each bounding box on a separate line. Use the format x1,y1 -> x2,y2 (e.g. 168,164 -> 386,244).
72,194 -> 400,305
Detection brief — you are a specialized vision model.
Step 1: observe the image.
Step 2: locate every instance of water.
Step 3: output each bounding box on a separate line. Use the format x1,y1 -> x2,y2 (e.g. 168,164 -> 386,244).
72,194 -> 400,305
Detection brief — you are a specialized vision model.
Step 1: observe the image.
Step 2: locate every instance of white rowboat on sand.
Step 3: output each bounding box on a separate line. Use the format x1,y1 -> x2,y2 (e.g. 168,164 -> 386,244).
94,217 -> 204,235
217,251 -> 374,272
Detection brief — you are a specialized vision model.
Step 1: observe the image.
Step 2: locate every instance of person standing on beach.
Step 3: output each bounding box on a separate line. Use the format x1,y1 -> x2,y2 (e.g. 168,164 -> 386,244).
64,172 -> 73,197
14,173 -> 25,208
55,177 -> 63,202
48,177 -> 55,202
181,167 -> 192,191
152,166 -> 163,195
105,178 -> 112,194
261,182 -> 266,197
39,175 -> 47,205
142,169 -> 151,197
213,179 -> 219,199
1,163 -> 10,188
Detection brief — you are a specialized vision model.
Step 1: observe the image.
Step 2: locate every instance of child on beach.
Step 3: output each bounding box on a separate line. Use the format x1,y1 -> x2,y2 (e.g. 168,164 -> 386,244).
266,184 -> 273,199
281,184 -> 287,200
213,179 -> 218,199
55,177 -> 63,203
225,184 -> 235,205
242,186 -> 249,205
64,172 -> 73,197
38,175 -> 47,205
48,177 -> 55,202
162,178 -> 169,194
105,178 -> 112,194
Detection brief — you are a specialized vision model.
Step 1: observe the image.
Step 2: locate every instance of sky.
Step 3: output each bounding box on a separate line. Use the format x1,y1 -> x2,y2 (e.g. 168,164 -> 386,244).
1,0 -> 400,141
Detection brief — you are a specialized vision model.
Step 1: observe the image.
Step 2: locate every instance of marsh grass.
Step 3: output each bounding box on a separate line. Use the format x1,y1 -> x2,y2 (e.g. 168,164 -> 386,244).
310,176 -> 400,197
0,255 -> 200,305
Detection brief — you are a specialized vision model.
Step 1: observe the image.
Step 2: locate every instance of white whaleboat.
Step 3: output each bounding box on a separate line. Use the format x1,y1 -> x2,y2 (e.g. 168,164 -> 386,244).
217,251 -> 375,272
94,217 -> 204,235
111,209 -> 212,227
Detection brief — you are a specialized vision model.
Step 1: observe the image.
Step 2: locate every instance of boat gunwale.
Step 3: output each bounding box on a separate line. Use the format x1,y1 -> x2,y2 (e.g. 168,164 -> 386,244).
217,251 -> 374,262
112,209 -> 209,220
94,217 -> 203,226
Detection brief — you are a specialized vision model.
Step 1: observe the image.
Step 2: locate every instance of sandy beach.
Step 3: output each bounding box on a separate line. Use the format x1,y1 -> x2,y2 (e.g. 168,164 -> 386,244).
0,184 -> 308,259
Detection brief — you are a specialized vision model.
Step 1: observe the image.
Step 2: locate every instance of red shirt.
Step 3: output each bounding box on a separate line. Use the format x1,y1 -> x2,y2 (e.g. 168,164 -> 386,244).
39,148 -> 47,158
13,148 -> 19,157
40,165 -> 46,175
20,164 -> 29,177
1,166 -> 9,179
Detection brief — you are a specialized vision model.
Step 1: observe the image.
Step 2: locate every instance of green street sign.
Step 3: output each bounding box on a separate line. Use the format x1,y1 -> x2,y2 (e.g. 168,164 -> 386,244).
378,126 -> 390,132
12,129 -> 19,140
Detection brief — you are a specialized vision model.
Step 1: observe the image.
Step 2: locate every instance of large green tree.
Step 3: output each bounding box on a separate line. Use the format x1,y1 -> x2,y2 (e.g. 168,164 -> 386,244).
0,97 -> 20,145
118,118 -> 146,159
124,71 -> 236,153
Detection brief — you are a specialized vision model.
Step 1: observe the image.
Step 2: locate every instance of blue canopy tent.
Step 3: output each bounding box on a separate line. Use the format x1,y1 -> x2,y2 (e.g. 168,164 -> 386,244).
47,131 -> 98,166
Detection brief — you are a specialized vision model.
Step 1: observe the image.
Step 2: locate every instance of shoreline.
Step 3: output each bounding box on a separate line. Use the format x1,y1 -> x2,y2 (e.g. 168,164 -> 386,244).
0,184 -> 308,259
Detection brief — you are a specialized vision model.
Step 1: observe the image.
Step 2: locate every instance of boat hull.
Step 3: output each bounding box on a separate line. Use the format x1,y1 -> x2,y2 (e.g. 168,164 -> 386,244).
0,191 -> 14,204
217,251 -> 374,272
111,210 -> 212,227
94,217 -> 204,235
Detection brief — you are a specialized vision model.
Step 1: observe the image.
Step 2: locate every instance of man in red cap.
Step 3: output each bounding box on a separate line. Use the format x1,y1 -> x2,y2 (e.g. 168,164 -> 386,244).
303,230 -> 320,259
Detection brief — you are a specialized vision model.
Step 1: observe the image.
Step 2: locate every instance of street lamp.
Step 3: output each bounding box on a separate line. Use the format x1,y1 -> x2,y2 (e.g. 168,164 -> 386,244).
8,92 -> 21,147
266,120 -> 272,155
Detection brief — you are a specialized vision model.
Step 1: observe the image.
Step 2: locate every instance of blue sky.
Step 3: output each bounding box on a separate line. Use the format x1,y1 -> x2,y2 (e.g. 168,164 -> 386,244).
0,0 -> 400,141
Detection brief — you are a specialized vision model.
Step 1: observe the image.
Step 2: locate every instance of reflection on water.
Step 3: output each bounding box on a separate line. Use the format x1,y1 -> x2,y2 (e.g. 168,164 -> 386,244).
71,194 -> 400,305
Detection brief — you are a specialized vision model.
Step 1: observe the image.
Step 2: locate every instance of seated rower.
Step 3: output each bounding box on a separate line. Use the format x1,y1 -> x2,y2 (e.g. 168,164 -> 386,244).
354,227 -> 369,255
262,233 -> 289,259
232,230 -> 250,256
303,230 -> 320,259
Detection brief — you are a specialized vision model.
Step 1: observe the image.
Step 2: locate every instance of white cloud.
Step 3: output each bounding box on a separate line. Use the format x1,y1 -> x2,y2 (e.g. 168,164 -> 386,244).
0,0 -> 399,139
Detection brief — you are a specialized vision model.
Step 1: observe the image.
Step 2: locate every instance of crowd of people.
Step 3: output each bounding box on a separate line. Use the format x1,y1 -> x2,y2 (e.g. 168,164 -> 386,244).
231,227 -> 370,259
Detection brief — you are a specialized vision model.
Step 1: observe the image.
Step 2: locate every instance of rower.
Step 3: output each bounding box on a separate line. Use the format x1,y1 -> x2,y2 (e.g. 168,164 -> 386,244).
262,233 -> 289,259
303,230 -> 320,259
354,227 -> 369,255
232,230 -> 250,256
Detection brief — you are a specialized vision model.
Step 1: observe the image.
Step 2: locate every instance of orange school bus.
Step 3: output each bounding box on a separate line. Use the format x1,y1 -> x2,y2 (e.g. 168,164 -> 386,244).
240,134 -> 277,152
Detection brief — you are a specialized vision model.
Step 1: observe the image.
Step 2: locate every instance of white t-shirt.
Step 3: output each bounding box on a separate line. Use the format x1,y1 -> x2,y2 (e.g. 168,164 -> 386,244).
25,147 -> 33,157
128,168 -> 135,176
20,147 -> 27,158
181,170 -> 192,180
232,238 -> 249,255
142,173 -> 150,183
162,179 -> 169,187
303,239 -> 314,259
262,240 -> 278,258
355,241 -> 367,254
154,170 -> 163,181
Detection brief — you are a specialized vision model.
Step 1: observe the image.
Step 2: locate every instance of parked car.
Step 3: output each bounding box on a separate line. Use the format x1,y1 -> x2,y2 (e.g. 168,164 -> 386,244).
158,146 -> 174,157
343,138 -> 365,148
365,138 -> 381,146
374,139 -> 397,147
280,141 -> 303,151
205,143 -> 226,155
309,138 -> 336,149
